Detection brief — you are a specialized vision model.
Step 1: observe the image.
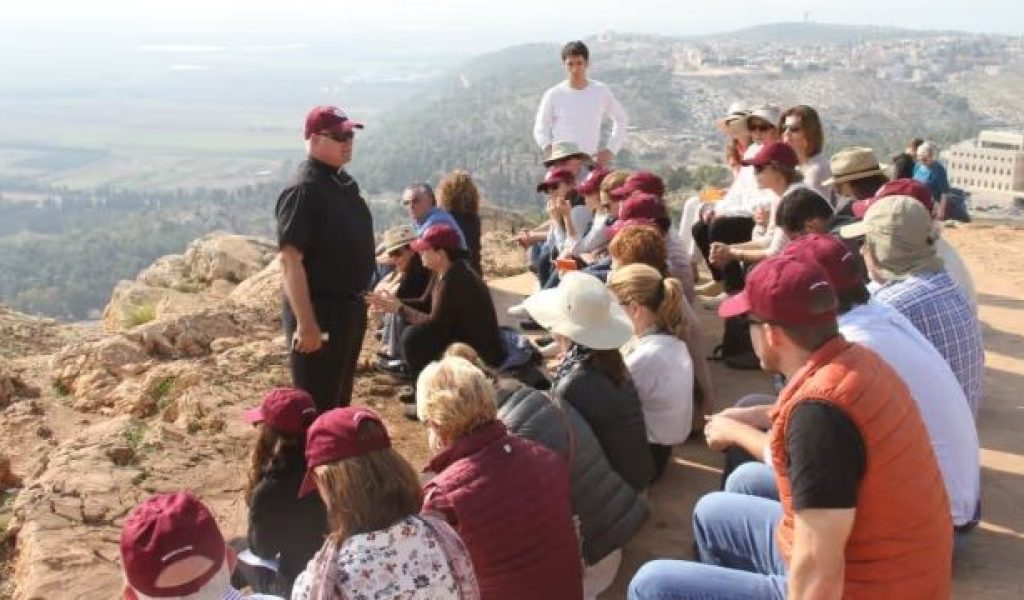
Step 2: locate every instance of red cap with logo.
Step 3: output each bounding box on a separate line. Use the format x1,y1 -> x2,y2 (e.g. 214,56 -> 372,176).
783,234 -> 864,293
610,171 -> 665,199
244,387 -> 318,435
577,167 -> 610,195
410,224 -> 462,253
120,492 -> 226,598
537,166 -> 576,192
303,106 -> 364,140
605,193 -> 668,238
719,255 -> 838,325
299,407 -> 391,497
741,141 -> 799,169
852,178 -> 934,219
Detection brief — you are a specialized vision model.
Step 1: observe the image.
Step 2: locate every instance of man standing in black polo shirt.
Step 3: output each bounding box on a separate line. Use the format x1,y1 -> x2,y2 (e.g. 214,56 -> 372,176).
275,106 -> 375,411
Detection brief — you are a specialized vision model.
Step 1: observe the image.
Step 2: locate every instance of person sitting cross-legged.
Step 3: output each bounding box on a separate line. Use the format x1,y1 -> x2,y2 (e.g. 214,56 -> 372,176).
629,255 -> 952,600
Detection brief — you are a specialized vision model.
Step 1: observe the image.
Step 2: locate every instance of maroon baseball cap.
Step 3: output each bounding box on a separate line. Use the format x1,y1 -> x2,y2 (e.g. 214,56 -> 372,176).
852,178 -> 934,219
299,407 -> 391,497
244,387 -> 317,435
605,193 -> 668,238
537,166 -> 576,192
120,492 -> 226,598
741,141 -> 799,169
783,234 -> 863,293
577,167 -> 610,195
719,255 -> 838,326
610,171 -> 665,199
303,106 -> 364,140
410,224 -> 462,253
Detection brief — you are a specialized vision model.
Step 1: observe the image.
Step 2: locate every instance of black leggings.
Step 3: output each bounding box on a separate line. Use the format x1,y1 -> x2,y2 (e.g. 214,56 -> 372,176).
649,443 -> 673,483
692,215 -> 756,293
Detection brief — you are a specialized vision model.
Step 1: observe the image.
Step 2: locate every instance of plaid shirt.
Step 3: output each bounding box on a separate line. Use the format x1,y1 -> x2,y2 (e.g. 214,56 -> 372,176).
874,270 -> 984,415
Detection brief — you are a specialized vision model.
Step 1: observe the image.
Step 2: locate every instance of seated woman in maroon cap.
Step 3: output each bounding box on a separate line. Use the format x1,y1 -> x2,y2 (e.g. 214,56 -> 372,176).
367,224 -> 505,412
292,406 -> 479,599
241,387 -> 328,596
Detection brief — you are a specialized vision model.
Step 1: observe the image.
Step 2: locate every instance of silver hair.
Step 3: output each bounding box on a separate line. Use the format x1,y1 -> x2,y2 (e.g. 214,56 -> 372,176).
917,141 -> 937,157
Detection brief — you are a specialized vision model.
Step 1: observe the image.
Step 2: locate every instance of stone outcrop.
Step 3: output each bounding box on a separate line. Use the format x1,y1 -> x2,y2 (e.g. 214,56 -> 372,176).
0,360 -> 40,408
102,233 -> 278,331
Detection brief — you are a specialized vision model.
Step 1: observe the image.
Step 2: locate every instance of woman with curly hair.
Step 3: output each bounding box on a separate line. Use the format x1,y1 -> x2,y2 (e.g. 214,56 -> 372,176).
437,169 -> 483,275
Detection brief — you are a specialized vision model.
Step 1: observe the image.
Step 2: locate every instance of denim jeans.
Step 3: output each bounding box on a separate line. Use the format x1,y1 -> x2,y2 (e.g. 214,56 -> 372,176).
725,462 -> 780,501
628,492 -> 786,600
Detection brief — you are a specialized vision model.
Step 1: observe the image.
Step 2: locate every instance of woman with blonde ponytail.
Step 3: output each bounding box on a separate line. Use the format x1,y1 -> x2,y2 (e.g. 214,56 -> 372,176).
607,264 -> 695,481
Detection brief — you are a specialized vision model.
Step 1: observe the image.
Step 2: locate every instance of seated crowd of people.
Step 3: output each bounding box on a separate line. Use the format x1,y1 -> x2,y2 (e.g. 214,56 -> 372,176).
117,92 -> 985,598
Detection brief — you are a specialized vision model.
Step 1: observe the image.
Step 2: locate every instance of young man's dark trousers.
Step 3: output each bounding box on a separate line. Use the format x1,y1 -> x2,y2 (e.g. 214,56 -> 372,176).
284,297 -> 367,413
692,215 -> 756,293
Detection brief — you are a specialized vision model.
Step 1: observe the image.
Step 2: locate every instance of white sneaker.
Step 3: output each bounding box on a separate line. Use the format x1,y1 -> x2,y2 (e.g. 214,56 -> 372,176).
508,303 -> 529,317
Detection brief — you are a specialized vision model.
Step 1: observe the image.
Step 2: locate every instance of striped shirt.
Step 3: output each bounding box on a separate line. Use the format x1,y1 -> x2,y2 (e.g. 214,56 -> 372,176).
873,270 -> 985,415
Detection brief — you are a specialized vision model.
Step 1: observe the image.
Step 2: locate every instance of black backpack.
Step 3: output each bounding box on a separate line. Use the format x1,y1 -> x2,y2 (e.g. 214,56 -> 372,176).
711,314 -> 761,371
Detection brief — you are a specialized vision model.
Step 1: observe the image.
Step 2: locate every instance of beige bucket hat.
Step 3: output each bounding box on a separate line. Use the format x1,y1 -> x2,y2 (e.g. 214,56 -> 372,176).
522,271 -> 632,350
543,141 -> 594,167
375,224 -> 418,257
823,147 -> 887,186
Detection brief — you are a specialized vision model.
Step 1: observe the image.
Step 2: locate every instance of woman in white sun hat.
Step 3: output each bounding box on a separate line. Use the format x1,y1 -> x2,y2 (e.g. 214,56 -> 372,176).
523,271 -> 655,491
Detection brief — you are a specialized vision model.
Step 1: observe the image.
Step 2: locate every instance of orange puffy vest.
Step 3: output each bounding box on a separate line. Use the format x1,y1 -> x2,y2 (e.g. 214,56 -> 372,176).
769,337 -> 952,599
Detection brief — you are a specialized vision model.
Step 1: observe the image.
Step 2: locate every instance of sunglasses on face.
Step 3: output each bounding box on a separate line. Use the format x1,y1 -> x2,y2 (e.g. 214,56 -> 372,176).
749,122 -> 774,133
783,125 -> 803,133
754,164 -> 771,174
318,131 -> 354,143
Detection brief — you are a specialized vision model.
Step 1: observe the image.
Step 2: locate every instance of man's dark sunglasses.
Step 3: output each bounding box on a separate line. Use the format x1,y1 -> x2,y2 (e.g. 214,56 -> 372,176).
319,131 -> 354,143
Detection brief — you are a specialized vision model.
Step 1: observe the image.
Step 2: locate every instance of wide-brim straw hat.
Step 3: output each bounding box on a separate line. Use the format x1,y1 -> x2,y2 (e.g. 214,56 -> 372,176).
823,147 -> 887,186
544,141 -> 594,167
747,104 -> 781,128
376,224 -> 418,257
522,271 -> 632,350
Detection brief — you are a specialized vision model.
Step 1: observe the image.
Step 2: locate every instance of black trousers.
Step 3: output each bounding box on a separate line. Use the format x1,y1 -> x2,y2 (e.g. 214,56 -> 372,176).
649,443 -> 673,483
284,298 -> 367,413
401,320 -> 452,386
692,215 -> 756,293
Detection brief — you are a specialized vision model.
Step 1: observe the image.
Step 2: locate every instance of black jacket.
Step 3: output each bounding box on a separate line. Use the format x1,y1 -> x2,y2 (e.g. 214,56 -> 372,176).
551,361 -> 655,491
496,380 -> 648,564
450,211 -> 483,276
247,446 -> 329,595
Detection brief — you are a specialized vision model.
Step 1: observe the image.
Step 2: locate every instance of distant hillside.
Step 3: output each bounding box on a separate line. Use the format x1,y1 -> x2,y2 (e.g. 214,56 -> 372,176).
696,22 -> 938,44
355,29 -> 991,209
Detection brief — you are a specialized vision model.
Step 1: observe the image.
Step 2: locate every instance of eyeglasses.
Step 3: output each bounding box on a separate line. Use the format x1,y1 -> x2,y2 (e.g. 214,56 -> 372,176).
783,125 -> 803,133
387,248 -> 404,259
749,122 -> 774,133
318,131 -> 354,143
401,197 -> 421,207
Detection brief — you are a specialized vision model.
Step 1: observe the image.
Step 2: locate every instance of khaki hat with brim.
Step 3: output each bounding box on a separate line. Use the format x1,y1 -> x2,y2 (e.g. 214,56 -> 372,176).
823,147 -> 887,186
376,224 -> 418,256
544,141 -> 594,167
840,196 -> 942,280
522,271 -> 632,350
715,102 -> 749,134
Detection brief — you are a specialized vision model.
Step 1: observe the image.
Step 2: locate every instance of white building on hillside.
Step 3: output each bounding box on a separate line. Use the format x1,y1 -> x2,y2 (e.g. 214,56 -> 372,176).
946,130 -> 1024,211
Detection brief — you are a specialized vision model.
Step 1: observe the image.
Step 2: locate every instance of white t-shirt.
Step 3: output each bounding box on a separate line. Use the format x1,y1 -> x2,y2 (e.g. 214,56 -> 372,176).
799,153 -> 833,203
840,301 -> 980,526
934,232 -> 977,314
714,143 -> 774,217
546,204 -> 594,255
533,80 -> 629,156
624,332 -> 694,445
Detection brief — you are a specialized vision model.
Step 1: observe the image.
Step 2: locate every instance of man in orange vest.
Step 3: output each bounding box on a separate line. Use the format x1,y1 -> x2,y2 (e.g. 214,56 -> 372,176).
628,255 -> 952,600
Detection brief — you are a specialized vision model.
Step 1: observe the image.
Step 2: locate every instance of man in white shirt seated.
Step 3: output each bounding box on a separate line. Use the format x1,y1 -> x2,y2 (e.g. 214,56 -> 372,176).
533,40 -> 629,167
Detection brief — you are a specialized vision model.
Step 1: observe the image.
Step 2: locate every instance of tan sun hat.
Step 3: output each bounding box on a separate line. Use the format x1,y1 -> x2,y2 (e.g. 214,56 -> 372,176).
839,196 -> 942,280
747,104 -> 781,128
376,224 -> 418,257
522,271 -> 631,350
823,147 -> 887,186
543,141 -> 594,167
714,101 -> 749,135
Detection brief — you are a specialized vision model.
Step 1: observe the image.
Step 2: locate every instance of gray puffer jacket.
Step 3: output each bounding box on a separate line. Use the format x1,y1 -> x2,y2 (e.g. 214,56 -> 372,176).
494,379 -> 648,565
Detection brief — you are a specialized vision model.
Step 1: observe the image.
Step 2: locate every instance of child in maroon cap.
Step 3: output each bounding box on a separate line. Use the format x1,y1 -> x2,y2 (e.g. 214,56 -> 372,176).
241,388 -> 328,596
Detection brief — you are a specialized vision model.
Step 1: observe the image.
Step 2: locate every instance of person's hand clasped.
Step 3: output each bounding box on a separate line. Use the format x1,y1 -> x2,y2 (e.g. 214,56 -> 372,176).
293,321 -> 324,354
366,290 -> 402,315
709,242 -> 734,268
704,414 -> 741,452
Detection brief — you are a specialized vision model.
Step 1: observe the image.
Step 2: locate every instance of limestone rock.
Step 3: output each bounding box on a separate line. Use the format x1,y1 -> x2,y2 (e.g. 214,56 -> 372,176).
181,232 -> 277,285
0,453 -> 21,492
227,256 -> 282,318
0,359 -> 40,407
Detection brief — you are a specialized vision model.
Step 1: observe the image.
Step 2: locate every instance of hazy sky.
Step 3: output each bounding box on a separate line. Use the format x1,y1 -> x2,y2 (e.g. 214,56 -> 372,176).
3,0 -> 1022,54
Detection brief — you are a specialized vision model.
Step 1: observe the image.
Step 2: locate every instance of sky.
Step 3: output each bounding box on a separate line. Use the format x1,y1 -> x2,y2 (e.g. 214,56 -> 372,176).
2,0 -> 1022,55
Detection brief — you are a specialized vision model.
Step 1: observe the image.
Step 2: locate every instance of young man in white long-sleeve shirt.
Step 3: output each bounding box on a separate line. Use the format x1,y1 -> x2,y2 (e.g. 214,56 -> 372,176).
533,40 -> 629,168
